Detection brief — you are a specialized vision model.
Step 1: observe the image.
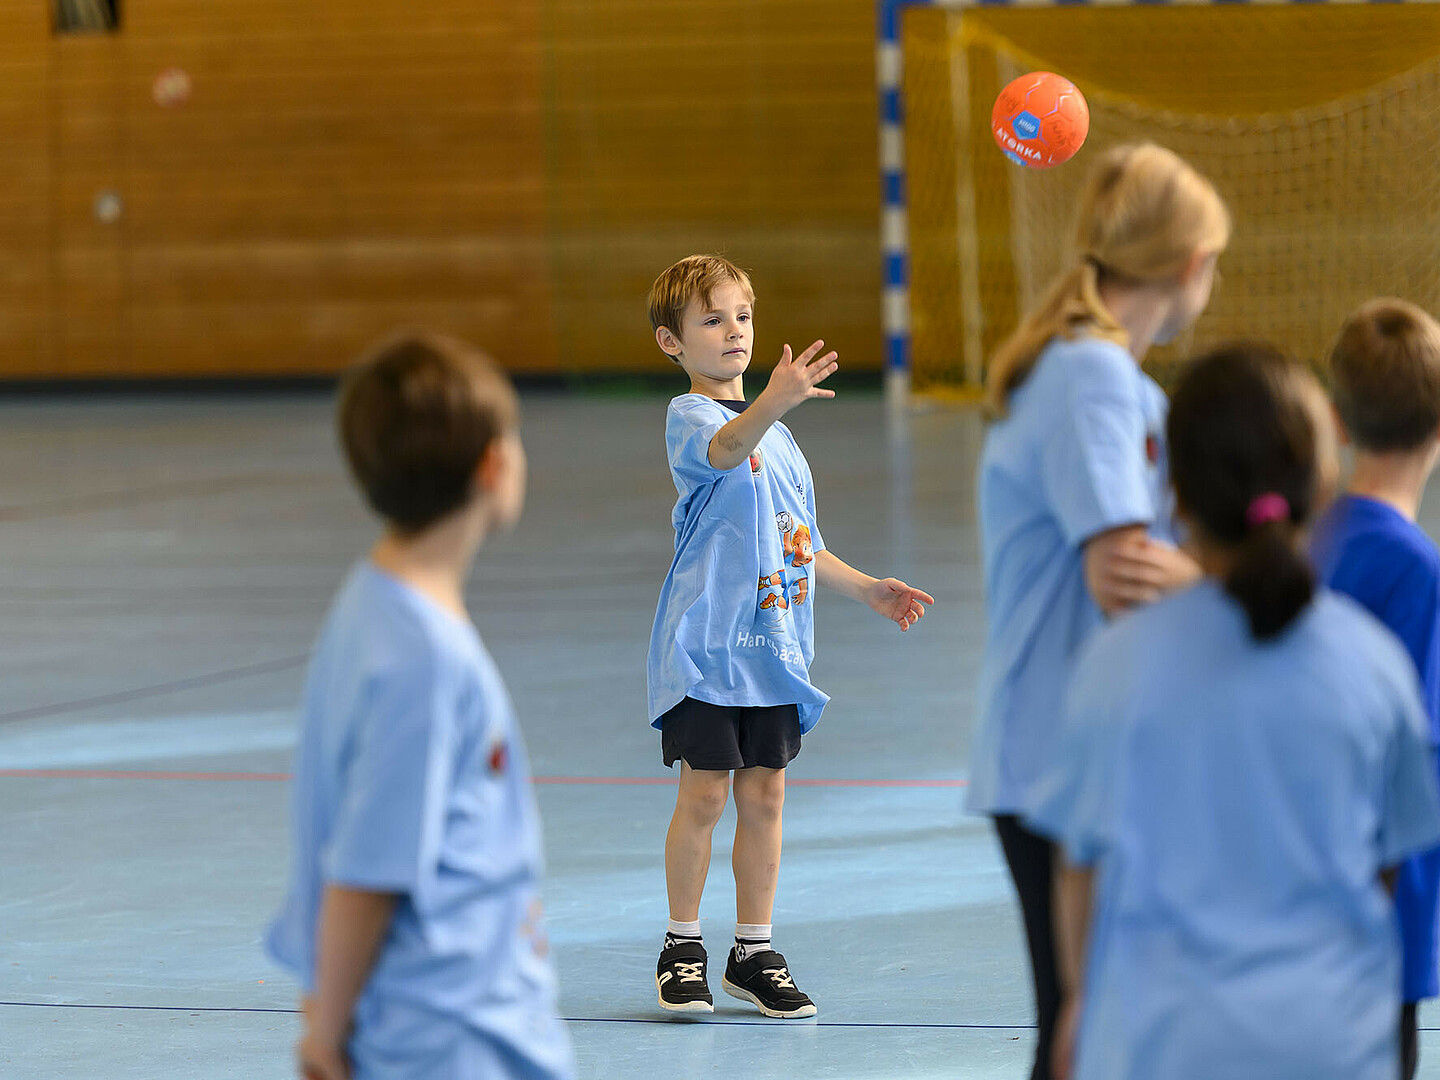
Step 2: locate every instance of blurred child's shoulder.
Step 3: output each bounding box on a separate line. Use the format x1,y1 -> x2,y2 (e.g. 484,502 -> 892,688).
1073,581 -> 1198,675
333,564 -> 478,672
1334,498 -> 1440,577
1386,515 -> 1440,569
1373,521 -> 1440,590
1310,587 -> 1418,672
1032,335 -> 1142,402
1048,334 -> 1134,376
1112,579 -> 1212,639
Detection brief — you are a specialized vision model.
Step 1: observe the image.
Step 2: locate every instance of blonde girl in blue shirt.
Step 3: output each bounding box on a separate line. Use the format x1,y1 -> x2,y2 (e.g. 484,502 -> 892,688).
971,144 -> 1230,1080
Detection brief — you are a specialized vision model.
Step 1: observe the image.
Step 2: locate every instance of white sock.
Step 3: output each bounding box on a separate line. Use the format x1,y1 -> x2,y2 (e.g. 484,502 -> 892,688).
734,922 -> 772,961
666,918 -> 702,946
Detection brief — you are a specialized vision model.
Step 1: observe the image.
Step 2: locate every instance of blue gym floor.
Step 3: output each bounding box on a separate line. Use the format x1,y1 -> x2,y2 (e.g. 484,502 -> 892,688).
3,391 -> 1437,1078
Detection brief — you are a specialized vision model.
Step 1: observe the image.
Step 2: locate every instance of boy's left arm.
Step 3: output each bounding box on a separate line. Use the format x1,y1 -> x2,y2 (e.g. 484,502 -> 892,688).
298,884 -> 399,1080
812,549 -> 933,631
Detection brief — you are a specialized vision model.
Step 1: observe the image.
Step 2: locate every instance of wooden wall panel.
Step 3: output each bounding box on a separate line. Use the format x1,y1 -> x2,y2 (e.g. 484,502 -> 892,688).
51,35 -> 130,376
544,0 -> 883,373
0,4 -> 51,376
51,0 -> 554,377
122,1 -> 552,376
11,0 -> 883,378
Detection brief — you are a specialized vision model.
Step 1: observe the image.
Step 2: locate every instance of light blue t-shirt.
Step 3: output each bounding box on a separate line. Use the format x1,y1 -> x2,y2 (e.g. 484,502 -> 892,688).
970,336 -> 1170,815
647,394 -> 829,733
265,563 -> 573,1080
1030,582 -> 1440,1080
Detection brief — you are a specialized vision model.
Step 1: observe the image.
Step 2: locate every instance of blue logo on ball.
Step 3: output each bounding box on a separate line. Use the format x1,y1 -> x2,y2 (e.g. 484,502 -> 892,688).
1012,111 -> 1041,140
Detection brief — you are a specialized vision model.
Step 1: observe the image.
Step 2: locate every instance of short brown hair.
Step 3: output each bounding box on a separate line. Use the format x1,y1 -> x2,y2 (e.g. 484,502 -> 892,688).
647,255 -> 755,361
1329,298 -> 1440,453
338,332 -> 518,533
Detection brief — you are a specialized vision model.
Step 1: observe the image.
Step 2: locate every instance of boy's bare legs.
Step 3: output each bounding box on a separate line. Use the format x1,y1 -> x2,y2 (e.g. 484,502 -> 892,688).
731,766 -> 785,925
658,764 -> 729,1013
724,765 -> 814,1017
662,763 -> 785,923
665,763 -> 731,921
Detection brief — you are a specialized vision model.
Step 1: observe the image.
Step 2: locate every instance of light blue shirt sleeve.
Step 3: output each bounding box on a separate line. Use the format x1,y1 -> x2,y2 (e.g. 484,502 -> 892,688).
667,397 -> 728,491
1379,666 -> 1440,867
1028,633 -> 1127,865
325,651 -> 452,903
1039,344 -> 1154,546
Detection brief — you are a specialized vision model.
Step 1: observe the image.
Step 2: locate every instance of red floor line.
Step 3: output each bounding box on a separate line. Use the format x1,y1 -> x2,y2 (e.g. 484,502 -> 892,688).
786,778 -> 967,788
0,768 -> 966,787
0,768 -> 290,781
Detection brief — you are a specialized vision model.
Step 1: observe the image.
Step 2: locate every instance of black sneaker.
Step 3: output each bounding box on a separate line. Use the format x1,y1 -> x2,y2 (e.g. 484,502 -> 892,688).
656,939 -> 713,1013
722,947 -> 817,1019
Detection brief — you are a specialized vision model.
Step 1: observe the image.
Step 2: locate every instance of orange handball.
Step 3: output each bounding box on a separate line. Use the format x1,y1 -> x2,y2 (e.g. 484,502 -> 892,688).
991,72 -> 1089,169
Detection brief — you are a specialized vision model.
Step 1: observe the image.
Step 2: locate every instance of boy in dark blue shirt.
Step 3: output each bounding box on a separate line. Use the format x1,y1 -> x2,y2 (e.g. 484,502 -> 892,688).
1312,298 -> 1440,1080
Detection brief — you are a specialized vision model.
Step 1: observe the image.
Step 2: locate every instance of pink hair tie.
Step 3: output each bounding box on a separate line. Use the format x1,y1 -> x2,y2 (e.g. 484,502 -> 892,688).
1245,492 -> 1290,529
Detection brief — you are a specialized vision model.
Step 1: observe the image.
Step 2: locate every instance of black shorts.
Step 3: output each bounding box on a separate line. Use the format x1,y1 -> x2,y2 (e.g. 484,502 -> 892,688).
660,698 -> 802,772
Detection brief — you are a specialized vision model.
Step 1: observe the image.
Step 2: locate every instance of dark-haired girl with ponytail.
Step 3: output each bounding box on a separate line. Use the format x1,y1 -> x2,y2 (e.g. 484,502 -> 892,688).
1030,343 -> 1440,1080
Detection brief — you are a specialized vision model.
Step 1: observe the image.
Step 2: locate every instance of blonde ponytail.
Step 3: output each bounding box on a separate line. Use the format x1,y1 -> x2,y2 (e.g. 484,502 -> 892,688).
985,144 -> 1231,418
984,259 -> 1127,416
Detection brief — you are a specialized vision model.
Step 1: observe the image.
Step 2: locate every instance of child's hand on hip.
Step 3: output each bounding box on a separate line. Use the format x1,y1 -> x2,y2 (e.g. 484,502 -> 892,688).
757,340 -> 839,415
865,578 -> 935,631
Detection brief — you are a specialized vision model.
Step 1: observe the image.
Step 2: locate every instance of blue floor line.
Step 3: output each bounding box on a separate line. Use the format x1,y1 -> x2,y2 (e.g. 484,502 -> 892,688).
7,1001 -> 1440,1035
0,654 -> 309,724
0,1001 -> 1031,1029
565,1017 -> 1035,1030
8,1002 -> 1428,1036
0,473 -> 294,525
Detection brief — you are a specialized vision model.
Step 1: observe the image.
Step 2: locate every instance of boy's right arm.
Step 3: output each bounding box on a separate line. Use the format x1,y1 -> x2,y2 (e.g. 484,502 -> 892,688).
298,884 -> 398,1080
707,340 -> 838,470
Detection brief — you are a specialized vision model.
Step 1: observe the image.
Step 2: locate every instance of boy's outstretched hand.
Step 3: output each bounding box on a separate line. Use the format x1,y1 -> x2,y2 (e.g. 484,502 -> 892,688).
758,339 -> 839,415
814,551 -> 934,630
865,578 -> 934,631
707,339 -> 839,471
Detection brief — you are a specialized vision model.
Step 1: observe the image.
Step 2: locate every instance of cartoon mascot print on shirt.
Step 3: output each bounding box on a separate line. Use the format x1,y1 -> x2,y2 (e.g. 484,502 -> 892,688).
758,511 -> 814,631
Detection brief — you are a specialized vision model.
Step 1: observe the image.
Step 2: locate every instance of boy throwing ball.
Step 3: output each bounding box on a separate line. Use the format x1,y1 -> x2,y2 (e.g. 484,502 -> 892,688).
646,255 -> 933,1018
